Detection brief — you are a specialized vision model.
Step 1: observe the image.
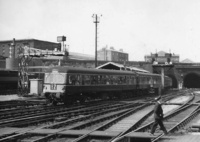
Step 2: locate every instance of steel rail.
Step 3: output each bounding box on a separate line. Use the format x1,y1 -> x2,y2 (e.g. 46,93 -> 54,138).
110,94 -> 195,142
0,91 -> 187,141
0,102 -> 127,127
0,102 -> 141,141
0,101 -> 117,122
152,104 -> 200,142
8,104 -> 149,142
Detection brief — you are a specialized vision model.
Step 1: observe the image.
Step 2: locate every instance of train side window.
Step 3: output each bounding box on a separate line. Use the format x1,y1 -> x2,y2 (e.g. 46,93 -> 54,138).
84,75 -> 91,85
105,75 -> 110,85
145,77 -> 148,84
68,74 -> 75,85
118,76 -> 123,84
91,75 -> 97,85
143,77 -> 145,84
112,75 -> 118,85
68,74 -> 80,85
97,75 -> 101,84
110,76 -> 114,84
142,77 -> 144,84
127,76 -> 130,84
82,75 -> 85,85
139,77 -> 141,84
131,76 -> 134,84
102,75 -> 107,84
75,75 -> 81,85
123,76 -> 127,84
99,75 -> 104,84
154,78 -> 157,84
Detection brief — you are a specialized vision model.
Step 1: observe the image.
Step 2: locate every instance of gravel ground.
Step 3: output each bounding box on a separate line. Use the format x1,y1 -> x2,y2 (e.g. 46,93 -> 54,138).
0,94 -> 24,101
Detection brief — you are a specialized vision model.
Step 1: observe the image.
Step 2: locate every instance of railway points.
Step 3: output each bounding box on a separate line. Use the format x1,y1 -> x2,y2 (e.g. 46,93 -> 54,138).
0,89 -> 200,142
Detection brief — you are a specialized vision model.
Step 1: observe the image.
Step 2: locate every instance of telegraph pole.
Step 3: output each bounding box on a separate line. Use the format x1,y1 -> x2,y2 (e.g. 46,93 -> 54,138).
92,14 -> 102,67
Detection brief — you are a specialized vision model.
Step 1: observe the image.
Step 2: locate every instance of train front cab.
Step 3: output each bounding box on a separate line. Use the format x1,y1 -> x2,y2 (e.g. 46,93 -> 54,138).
43,69 -> 67,105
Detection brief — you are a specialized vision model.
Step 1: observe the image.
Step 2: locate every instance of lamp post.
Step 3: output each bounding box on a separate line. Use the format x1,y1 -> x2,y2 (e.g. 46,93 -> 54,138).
92,14 -> 102,67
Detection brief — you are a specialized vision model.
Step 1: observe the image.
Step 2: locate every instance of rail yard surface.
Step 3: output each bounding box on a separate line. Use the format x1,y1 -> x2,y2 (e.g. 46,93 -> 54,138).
1,89 -> 200,142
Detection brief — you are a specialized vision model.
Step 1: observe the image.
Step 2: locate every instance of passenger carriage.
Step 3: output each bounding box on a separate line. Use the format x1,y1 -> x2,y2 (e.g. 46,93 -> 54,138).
43,66 -> 171,105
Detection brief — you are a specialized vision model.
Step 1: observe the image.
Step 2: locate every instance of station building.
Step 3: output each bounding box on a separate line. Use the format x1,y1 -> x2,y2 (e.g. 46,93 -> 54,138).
97,47 -> 128,62
144,51 -> 179,64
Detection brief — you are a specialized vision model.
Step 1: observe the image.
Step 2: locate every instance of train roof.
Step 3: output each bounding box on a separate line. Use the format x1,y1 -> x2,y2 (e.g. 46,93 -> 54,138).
28,66 -> 163,78
136,71 -> 161,77
45,66 -> 137,76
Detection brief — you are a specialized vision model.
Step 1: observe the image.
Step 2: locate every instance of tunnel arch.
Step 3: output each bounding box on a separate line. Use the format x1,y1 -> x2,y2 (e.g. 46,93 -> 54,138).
183,73 -> 200,88
167,74 -> 178,88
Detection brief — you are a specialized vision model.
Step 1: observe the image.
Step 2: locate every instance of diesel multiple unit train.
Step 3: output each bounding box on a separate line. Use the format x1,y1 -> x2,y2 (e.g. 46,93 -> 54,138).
43,66 -> 172,105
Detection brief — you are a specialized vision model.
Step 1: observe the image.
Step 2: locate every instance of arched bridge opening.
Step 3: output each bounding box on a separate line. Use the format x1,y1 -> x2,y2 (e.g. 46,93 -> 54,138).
183,73 -> 200,88
167,74 -> 178,88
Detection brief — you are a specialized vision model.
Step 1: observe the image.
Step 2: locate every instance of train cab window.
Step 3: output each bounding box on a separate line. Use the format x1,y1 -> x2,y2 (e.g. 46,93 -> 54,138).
45,73 -> 66,84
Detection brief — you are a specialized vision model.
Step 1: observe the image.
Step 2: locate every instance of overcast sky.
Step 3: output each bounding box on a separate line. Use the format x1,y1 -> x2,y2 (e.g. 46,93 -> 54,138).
1,0 -> 200,62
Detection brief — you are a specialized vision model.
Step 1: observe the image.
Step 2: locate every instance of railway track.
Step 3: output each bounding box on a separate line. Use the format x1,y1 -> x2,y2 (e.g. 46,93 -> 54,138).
0,100 -> 46,110
0,92 -> 175,128
0,91 -> 187,142
0,103 -> 149,141
0,89 -> 194,142
0,101 -> 119,121
111,94 -> 200,142
0,102 -> 135,127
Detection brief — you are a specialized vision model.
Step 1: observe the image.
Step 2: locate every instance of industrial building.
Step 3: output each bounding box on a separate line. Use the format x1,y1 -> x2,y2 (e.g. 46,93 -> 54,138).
97,47 -> 128,62
0,39 -> 61,59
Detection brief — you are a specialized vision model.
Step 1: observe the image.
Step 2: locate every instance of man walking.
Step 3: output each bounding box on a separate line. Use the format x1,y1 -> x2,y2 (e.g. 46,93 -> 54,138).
150,96 -> 168,135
